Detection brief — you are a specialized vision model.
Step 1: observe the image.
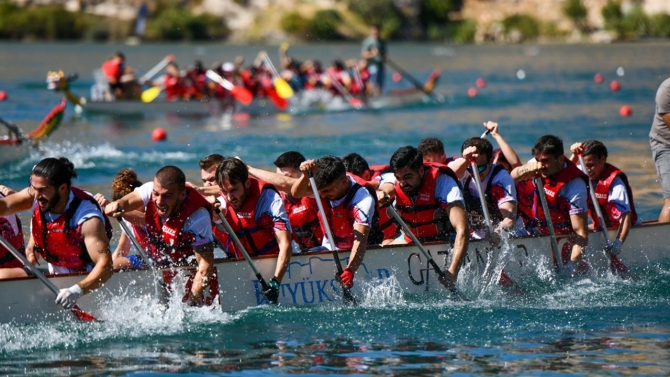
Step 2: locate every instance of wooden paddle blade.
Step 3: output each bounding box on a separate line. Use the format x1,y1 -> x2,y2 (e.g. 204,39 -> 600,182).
71,305 -> 98,322
273,78 -> 294,99
141,86 -> 162,103
231,85 -> 253,105
267,87 -> 289,110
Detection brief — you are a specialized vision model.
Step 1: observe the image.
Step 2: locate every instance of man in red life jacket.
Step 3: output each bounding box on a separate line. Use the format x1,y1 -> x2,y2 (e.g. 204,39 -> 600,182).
216,157 -> 292,303
569,140 -> 640,256
0,187 -> 28,280
0,158 -> 113,309
152,62 -> 186,101
460,137 -> 526,240
418,137 -> 469,179
290,156 -> 377,289
379,146 -> 469,290
511,135 -> 589,272
186,60 -> 208,100
101,52 -> 125,96
105,166 -> 215,305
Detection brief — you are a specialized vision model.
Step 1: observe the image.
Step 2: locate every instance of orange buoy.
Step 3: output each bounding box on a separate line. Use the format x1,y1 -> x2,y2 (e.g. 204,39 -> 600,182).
152,127 -> 167,142
594,73 -> 603,84
619,105 -> 632,117
0,91 -> 7,101
475,78 -> 486,88
392,72 -> 402,82
467,87 -> 478,98
610,80 -> 620,92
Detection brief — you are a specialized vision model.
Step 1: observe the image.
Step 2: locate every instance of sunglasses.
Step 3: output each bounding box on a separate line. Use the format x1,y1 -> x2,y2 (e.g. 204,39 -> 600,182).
467,163 -> 488,174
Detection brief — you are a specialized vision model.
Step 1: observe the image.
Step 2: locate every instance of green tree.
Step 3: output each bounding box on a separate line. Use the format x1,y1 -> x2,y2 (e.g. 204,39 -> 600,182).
563,0 -> 588,31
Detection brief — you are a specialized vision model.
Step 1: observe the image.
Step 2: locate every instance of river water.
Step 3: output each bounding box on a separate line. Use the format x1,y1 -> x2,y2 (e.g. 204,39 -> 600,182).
0,42 -> 669,375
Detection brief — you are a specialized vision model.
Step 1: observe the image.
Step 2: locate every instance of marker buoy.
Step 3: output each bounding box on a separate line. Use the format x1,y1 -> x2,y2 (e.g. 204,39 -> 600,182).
475,78 -> 486,88
619,105 -> 632,117
467,87 -> 478,98
0,91 -> 7,101
610,80 -> 620,92
151,127 -> 167,142
594,73 -> 603,84
392,72 -> 402,82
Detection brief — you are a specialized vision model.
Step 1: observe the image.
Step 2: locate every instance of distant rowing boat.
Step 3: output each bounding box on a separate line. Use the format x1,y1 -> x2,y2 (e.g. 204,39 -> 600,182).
46,70 -> 442,117
1,220 -> 667,324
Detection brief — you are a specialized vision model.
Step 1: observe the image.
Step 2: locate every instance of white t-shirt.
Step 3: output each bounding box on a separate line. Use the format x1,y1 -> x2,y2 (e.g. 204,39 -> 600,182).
136,182 -> 213,246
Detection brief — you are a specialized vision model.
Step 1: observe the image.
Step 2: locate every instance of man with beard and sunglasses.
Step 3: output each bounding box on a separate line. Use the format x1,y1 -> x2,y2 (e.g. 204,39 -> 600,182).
460,137 -> 526,241
104,165 -> 216,306
380,146 -> 469,291
0,157 -> 113,310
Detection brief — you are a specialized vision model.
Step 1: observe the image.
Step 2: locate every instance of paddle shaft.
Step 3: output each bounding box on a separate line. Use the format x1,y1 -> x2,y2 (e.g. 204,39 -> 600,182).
470,161 -> 495,235
577,155 -> 611,245
213,208 -> 271,291
534,177 -> 563,272
140,54 -> 174,83
385,58 -> 437,99
328,73 -> 363,108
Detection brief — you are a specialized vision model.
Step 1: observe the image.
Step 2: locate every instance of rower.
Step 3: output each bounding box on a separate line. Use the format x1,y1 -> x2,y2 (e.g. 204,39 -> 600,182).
569,140 -> 640,255
511,135 -> 589,273
152,62 -> 187,101
101,52 -> 125,99
0,157 -> 113,310
460,137 -> 526,240
380,146 -> 469,289
417,137 -> 469,179
216,157 -> 292,301
0,186 -> 28,280
105,165 -> 215,306
291,156 -> 378,289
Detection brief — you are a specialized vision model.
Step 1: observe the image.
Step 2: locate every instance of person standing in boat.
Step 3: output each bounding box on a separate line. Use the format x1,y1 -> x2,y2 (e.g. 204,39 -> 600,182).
511,135 -> 589,273
460,137 -> 526,240
104,166 -> 215,306
101,52 -> 125,98
379,146 -> 469,290
649,77 -> 670,223
0,157 -> 113,309
291,155 -> 380,289
361,23 -> 386,95
216,157 -> 292,303
569,140 -> 640,256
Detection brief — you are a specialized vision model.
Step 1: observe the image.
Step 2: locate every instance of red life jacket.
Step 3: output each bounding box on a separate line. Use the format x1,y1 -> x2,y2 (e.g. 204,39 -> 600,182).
517,158 -> 587,235
144,186 -> 213,266
394,165 -> 461,243
101,59 -> 122,81
322,174 -> 382,250
369,164 -> 391,182
588,163 -> 638,229
164,74 -> 186,101
281,192 -> 323,250
128,222 -> 152,252
0,214 -> 24,269
31,187 -> 113,270
187,71 -> 207,99
223,178 -> 280,257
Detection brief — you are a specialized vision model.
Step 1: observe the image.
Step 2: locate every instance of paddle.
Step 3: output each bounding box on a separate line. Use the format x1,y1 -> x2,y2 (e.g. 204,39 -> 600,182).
386,205 -> 465,300
140,54 -> 175,103
384,58 -> 438,100
116,218 -> 169,305
0,235 -> 97,322
328,73 -> 364,109
577,154 -> 629,275
262,52 -> 294,99
205,70 -> 253,106
308,172 -> 358,306
213,207 -> 278,304
534,177 -> 563,273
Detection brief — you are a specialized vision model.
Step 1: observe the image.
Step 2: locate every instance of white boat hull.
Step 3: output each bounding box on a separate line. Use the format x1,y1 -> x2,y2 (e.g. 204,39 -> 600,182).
2,221 -> 667,324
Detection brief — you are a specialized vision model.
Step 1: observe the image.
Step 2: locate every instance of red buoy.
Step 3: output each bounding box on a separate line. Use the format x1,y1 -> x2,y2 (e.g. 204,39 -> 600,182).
619,105 -> 632,117
0,91 -> 7,101
152,127 -> 167,142
610,80 -> 620,92
475,78 -> 486,88
392,72 -> 402,82
467,87 -> 478,98
594,73 -> 603,84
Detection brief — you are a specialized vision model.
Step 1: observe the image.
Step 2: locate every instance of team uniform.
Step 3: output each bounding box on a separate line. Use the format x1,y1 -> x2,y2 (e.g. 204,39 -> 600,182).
279,192 -> 323,252
0,193 -> 25,269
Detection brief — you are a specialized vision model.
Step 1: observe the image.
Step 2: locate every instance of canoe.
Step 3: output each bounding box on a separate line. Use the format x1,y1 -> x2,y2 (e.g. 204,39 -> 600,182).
1,220 -> 667,324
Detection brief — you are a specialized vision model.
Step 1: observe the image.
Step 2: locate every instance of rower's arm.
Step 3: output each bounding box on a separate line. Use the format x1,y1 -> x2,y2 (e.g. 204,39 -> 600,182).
662,113 -> 670,129
290,172 -> 313,198
248,165 -> 297,194
497,201 -> 518,231
0,186 -> 34,217
191,242 -> 215,300
273,229 -> 292,282
616,211 -> 632,243
569,212 -> 589,263
447,158 -> 468,179
112,232 -> 131,261
78,217 -> 113,294
492,133 -> 522,169
346,224 -> 370,273
511,161 -> 542,182
25,234 -> 37,265
105,190 -> 144,216
446,202 -> 469,277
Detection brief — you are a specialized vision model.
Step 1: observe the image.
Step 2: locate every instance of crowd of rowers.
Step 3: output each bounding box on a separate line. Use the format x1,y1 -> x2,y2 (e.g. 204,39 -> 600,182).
102,47 -> 384,103
0,121 -> 638,309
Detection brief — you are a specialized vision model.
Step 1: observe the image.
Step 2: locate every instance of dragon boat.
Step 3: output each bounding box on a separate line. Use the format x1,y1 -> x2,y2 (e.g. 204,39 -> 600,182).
1,220 -> 667,324
46,70 -> 442,118
0,98 -> 66,166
